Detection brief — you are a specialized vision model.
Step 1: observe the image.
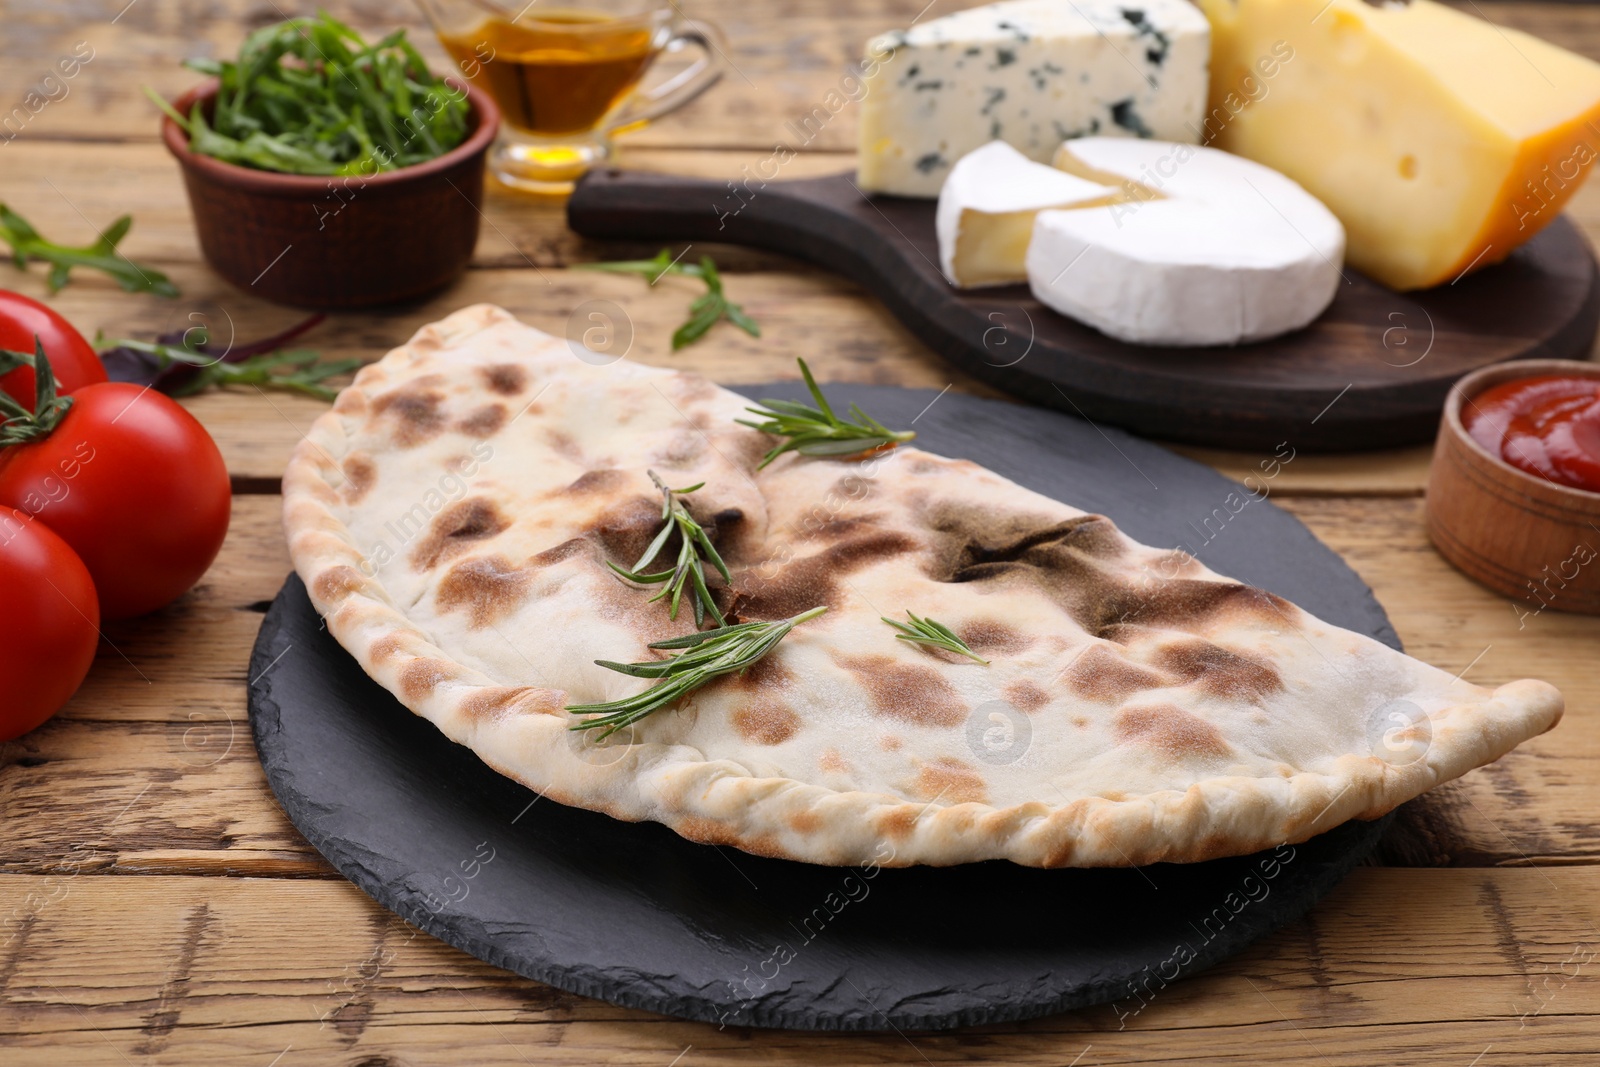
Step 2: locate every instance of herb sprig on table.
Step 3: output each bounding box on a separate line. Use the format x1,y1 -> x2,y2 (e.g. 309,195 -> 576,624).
577,249 -> 760,350
98,338 -> 356,401
148,11 -> 469,176
95,314 -> 357,401
608,471 -> 731,627
882,612 -> 988,665
567,608 -> 827,738
0,204 -> 178,297
738,358 -> 915,469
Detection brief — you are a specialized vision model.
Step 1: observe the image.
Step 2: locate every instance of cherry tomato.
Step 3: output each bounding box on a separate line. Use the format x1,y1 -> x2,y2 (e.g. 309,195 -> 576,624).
0,507 -> 99,740
0,291 -> 107,410
0,383 -> 231,619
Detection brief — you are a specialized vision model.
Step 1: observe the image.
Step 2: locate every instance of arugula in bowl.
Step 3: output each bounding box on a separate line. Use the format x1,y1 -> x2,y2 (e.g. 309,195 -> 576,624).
150,10 -> 470,177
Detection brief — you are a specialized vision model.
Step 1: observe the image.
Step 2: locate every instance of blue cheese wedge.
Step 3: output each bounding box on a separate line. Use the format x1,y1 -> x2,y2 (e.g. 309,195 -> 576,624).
857,0 -> 1210,198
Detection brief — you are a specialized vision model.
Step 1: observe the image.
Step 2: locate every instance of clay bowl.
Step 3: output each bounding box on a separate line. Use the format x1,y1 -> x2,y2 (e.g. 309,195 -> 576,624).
160,79 -> 500,308
1427,358 -> 1600,615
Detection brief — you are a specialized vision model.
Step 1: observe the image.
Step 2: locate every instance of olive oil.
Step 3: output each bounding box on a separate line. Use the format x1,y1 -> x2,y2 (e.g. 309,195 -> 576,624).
441,11 -> 661,135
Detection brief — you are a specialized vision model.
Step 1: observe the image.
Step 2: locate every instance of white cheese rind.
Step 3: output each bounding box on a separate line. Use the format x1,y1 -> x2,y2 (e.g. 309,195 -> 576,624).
858,0 -> 1211,198
1026,138 -> 1346,346
936,140 -> 1119,287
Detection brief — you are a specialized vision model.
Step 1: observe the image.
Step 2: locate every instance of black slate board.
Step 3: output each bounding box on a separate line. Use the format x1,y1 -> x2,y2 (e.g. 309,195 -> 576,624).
567,169 -> 1600,452
250,384 -> 1397,1032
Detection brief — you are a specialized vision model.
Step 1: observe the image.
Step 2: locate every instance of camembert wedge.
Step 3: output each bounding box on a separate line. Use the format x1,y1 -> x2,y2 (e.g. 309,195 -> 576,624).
936,141 -> 1119,287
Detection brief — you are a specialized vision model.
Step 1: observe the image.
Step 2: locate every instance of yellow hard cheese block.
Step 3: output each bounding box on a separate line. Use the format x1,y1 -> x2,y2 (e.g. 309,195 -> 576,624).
1195,0 -> 1600,290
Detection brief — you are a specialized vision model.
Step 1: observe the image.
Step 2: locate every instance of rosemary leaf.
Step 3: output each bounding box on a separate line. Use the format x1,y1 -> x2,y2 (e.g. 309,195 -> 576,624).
568,607 -> 827,738
882,611 -> 988,665
607,471 -> 730,627
736,358 -> 915,469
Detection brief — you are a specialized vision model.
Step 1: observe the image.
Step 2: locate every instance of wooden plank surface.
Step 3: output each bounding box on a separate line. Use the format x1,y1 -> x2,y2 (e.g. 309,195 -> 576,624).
2,868 -> 1598,1064
4,1 -> 1600,1062
3,1 -> 1599,151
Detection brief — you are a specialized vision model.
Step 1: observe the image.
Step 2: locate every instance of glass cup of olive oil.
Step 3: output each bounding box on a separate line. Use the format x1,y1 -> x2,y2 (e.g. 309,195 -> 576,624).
416,0 -> 726,193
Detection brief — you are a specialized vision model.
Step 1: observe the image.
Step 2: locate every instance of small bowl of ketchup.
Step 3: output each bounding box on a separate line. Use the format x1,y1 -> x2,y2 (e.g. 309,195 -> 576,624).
1427,359 -> 1600,616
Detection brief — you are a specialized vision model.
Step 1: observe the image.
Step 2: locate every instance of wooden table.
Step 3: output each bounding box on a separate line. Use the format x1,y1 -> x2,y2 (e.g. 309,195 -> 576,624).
4,2 -> 1599,1063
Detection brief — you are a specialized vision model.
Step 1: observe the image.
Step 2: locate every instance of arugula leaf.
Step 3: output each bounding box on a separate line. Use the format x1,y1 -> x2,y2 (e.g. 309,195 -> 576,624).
106,339 -> 359,401
0,203 -> 178,297
578,249 -> 761,351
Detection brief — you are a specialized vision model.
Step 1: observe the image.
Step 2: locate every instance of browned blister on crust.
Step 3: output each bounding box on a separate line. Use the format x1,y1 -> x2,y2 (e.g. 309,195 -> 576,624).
282,305 -> 1564,868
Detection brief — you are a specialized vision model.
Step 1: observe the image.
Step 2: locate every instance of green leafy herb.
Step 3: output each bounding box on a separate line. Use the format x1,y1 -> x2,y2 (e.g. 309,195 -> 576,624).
149,11 -> 469,176
737,358 -> 915,469
608,471 -> 731,628
577,249 -> 760,350
882,611 -> 988,664
94,335 -> 360,401
568,607 -> 827,738
0,339 -> 75,448
0,203 -> 178,297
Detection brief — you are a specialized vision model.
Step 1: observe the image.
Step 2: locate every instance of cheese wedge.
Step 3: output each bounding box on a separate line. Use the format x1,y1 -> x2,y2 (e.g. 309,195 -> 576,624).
936,141 -> 1120,287
1026,138 -> 1345,346
857,0 -> 1210,198
1194,0 -> 1600,290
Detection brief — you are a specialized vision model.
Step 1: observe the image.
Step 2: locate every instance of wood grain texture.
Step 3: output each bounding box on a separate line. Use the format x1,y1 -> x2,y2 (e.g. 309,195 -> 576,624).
0,139 -> 857,269
1,2 -> 1598,151
2,868 -> 1598,1065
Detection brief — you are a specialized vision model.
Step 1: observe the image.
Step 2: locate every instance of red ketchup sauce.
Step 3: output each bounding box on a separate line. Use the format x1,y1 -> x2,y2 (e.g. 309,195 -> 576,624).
1462,375 -> 1600,494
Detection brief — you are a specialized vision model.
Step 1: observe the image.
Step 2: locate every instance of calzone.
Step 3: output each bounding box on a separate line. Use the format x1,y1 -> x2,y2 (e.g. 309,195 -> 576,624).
282,305 -> 1562,867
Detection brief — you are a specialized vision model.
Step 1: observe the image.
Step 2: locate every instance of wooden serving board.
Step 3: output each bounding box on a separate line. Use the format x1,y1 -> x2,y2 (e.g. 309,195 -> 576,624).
567,169 -> 1600,452
249,383 -> 1400,1032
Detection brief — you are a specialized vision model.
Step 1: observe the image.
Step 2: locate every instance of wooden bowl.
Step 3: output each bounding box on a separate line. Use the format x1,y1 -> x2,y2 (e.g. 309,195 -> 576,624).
1426,358 -> 1600,615
159,80 -> 500,309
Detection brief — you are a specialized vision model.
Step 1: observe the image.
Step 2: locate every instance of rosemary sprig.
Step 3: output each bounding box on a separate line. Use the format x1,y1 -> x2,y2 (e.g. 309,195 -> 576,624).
737,358 -> 915,470
882,611 -> 988,664
0,203 -> 178,297
568,606 -> 827,738
576,249 -> 760,350
608,471 -> 731,628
